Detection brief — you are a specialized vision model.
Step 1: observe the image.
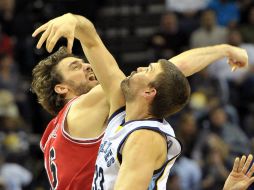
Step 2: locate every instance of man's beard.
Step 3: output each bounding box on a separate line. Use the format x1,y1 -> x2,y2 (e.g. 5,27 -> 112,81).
67,80 -> 95,96
121,78 -> 135,102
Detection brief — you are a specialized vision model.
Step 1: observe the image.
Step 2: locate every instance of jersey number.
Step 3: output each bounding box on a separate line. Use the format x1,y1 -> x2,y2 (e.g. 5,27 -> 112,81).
49,147 -> 58,189
93,165 -> 105,190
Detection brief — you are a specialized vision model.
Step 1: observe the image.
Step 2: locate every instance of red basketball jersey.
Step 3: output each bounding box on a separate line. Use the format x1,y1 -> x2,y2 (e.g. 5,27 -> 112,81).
40,98 -> 104,190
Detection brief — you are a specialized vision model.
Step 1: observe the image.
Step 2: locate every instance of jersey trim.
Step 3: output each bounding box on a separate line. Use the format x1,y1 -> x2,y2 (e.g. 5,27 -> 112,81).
153,155 -> 180,190
116,126 -> 182,172
108,106 -> 125,124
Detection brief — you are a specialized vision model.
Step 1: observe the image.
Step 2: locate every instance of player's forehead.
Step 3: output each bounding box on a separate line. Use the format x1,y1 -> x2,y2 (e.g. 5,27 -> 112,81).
150,62 -> 163,74
58,57 -> 83,67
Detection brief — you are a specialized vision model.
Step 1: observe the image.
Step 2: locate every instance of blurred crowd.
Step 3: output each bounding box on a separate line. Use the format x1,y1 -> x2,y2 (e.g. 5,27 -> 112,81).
0,0 -> 253,189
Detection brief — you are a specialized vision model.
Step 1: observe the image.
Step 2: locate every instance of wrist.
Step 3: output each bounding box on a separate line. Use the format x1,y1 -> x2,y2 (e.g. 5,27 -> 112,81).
217,44 -> 231,58
75,15 -> 97,41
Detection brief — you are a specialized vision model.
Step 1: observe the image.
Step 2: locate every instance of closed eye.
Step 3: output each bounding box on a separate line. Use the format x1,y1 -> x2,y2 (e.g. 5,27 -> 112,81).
70,61 -> 82,70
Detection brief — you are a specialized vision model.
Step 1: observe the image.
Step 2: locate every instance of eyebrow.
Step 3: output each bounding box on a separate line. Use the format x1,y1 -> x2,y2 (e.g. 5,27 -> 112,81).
68,60 -> 80,68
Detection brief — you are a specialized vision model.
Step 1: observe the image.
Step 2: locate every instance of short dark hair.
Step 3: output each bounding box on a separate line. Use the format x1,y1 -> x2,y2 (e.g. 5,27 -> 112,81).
148,59 -> 190,118
31,46 -> 74,116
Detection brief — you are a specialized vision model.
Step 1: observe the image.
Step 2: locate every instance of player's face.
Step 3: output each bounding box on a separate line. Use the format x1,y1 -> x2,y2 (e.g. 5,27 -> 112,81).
57,57 -> 98,96
121,62 -> 163,101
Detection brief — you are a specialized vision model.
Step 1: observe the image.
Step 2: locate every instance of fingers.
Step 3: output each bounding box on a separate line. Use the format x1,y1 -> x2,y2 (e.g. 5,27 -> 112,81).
232,157 -> 240,172
32,22 -> 49,37
247,161 -> 254,178
249,177 -> 254,185
46,26 -> 57,51
243,154 -> 253,174
46,32 -> 61,53
238,155 -> 247,172
36,24 -> 53,49
231,66 -> 237,72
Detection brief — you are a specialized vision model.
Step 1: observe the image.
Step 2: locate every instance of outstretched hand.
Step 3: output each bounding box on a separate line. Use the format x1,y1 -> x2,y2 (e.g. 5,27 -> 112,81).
223,154 -> 254,190
32,13 -> 77,53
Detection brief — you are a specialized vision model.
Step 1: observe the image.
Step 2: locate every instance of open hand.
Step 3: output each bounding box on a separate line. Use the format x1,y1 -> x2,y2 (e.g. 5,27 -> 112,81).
32,13 -> 77,53
223,154 -> 254,190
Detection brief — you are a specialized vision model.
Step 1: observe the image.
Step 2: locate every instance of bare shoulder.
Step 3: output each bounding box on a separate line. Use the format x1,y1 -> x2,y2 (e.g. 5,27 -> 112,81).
122,129 -> 167,170
66,84 -> 109,138
125,129 -> 166,150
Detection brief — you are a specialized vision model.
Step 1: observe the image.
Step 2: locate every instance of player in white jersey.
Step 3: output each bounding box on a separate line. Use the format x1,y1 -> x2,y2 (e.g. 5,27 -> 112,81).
32,14 -> 248,190
90,56 -> 189,190
93,107 -> 181,189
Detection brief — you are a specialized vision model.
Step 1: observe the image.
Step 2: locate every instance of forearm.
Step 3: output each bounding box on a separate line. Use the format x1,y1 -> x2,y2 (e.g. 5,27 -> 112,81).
169,44 -> 231,77
74,14 -> 125,93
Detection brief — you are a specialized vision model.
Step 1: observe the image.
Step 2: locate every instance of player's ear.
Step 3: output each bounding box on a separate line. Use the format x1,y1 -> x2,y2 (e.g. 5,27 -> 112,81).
143,87 -> 156,101
54,84 -> 68,94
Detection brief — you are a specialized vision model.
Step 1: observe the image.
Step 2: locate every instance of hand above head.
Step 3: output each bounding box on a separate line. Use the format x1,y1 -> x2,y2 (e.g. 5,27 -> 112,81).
227,45 -> 248,72
223,154 -> 254,190
32,13 -> 78,53
32,13 -> 95,54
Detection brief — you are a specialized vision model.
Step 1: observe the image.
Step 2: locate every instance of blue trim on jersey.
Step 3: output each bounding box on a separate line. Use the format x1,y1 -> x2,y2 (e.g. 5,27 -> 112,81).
148,169 -> 164,190
116,126 -> 182,173
152,152 -> 181,190
107,107 -> 125,124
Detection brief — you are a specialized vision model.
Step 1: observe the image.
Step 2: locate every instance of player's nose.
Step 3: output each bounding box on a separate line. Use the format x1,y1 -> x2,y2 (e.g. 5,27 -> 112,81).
137,67 -> 146,72
83,64 -> 92,72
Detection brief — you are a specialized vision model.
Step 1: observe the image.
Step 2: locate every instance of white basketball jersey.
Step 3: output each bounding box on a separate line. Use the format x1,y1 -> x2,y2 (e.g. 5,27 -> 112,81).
92,107 -> 182,190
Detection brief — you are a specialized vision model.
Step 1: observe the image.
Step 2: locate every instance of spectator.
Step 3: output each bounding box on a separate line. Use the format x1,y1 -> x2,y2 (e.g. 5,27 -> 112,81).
150,12 -> 188,59
203,106 -> 250,160
0,53 -> 31,121
0,53 -> 20,95
176,112 -> 199,157
165,0 -> 210,15
0,0 -> 16,36
240,6 -> 254,43
0,90 -> 19,118
201,134 -> 230,190
190,9 -> 228,48
0,155 -> 32,190
166,173 -> 181,190
174,156 -> 202,190
208,0 -> 240,27
0,24 -> 13,56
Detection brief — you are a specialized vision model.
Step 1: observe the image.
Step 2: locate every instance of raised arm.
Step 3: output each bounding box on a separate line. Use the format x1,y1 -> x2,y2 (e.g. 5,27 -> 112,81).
170,44 -> 248,77
75,15 -> 126,114
32,13 -> 125,115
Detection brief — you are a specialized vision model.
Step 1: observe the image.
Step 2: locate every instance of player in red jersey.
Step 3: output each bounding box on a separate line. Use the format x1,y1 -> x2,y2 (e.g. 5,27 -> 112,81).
31,47 -> 108,190
32,13 -> 248,190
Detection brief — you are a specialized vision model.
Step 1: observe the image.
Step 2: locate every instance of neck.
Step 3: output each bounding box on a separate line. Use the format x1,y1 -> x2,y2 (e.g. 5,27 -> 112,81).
65,92 -> 77,100
125,101 -> 152,122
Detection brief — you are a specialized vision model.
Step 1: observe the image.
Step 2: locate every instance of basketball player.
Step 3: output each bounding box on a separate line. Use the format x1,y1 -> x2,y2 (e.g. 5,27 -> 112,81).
32,14 -> 247,189
224,154 -> 254,190
32,13 -> 247,189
